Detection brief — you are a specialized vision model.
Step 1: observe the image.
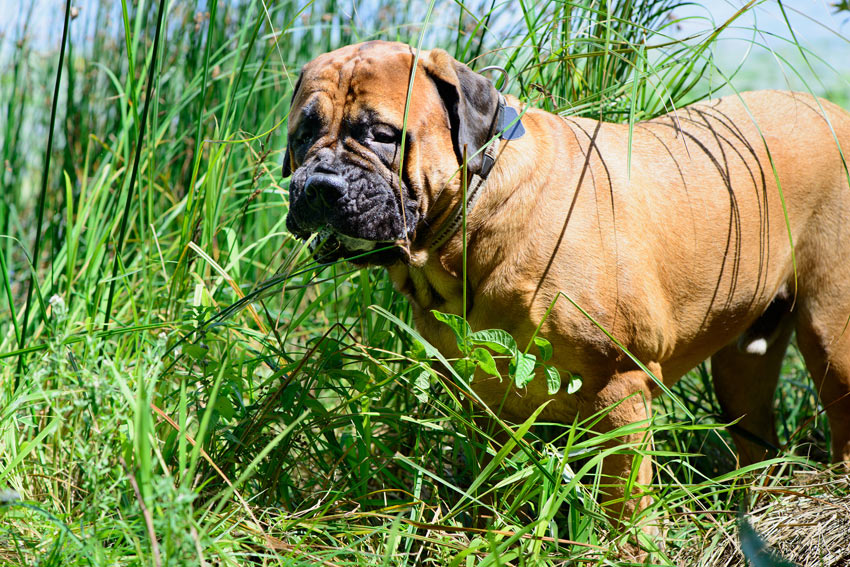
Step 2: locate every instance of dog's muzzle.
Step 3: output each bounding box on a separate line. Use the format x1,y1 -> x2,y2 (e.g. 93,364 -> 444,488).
285,159 -> 419,264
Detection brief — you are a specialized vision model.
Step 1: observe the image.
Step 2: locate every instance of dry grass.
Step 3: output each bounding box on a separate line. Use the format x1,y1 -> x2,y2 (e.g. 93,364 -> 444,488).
672,468 -> 850,567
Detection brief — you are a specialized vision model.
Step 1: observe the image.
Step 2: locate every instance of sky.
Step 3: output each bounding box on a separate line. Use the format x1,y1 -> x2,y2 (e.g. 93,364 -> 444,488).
674,0 -> 850,98
678,0 -> 848,37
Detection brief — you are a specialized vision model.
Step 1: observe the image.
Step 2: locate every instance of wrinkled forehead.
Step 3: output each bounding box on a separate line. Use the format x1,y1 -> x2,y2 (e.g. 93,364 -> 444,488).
291,42 -> 439,129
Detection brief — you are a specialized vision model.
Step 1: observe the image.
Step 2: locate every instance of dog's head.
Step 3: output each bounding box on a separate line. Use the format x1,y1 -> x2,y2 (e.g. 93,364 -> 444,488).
283,41 -> 500,265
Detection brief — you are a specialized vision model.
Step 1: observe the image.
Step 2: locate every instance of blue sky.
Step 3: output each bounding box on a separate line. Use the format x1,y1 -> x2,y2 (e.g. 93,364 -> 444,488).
674,0 -> 850,98
678,0 -> 848,37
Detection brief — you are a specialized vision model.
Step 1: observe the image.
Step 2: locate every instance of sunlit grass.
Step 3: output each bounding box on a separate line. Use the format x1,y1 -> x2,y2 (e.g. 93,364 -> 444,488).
0,0 -> 848,565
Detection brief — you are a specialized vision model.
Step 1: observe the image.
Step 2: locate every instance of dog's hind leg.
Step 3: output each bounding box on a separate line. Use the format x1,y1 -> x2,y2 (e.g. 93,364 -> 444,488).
711,304 -> 795,465
795,304 -> 850,464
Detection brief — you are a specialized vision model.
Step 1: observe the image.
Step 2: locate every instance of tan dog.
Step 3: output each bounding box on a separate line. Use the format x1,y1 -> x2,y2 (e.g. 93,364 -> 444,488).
284,40 -> 850,521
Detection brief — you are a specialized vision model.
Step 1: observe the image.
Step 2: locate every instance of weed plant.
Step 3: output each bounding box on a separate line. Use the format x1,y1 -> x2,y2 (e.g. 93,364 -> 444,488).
0,0 -> 848,565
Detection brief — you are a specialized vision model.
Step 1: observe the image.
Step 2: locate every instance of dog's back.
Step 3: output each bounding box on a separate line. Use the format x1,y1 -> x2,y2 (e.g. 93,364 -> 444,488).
521,90 -> 850,463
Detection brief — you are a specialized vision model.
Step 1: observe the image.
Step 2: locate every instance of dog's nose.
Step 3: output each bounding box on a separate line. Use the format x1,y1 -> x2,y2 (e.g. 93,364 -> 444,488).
304,173 -> 347,205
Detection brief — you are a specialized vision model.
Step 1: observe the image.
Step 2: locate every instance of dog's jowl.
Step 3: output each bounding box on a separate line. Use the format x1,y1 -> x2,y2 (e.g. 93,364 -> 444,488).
284,40 -> 850,522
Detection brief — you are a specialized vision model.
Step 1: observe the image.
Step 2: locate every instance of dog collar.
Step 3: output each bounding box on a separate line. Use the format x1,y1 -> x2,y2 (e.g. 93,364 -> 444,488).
428,95 -> 524,252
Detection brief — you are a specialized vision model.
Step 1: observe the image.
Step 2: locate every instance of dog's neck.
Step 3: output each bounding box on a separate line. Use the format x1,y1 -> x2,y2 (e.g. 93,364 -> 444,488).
387,248 -> 469,318
386,103 -> 542,319
387,162 -> 522,318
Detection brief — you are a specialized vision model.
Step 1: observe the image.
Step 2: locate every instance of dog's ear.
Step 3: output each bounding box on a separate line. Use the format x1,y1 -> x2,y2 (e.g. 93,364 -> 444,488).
282,71 -> 304,179
423,49 -> 499,175
282,140 -> 292,178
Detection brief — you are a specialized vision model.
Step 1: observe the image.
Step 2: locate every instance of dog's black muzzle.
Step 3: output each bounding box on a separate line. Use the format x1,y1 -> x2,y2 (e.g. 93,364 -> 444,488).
285,157 -> 419,265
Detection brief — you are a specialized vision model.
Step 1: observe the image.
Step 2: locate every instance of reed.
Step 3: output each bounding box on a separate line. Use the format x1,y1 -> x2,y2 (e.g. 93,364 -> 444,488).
0,1 -> 847,564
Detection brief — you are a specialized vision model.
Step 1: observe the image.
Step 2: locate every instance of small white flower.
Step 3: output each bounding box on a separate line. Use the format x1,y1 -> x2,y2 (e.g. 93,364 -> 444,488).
48,294 -> 67,320
0,490 -> 21,504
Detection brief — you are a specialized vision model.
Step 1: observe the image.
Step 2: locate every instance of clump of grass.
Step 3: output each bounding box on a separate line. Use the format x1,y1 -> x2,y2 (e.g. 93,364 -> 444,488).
670,468 -> 850,566
1,0 -> 848,565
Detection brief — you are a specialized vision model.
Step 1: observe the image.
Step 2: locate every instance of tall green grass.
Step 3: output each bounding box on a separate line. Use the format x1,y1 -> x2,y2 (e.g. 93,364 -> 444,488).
1,0 -> 848,565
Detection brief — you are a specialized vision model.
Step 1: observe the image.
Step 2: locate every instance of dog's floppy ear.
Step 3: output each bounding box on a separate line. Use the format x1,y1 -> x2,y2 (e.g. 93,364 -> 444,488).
423,49 -> 499,175
282,71 -> 304,179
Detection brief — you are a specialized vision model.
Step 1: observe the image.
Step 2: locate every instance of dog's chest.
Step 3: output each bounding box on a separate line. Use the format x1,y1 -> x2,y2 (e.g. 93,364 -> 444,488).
388,260 -> 466,320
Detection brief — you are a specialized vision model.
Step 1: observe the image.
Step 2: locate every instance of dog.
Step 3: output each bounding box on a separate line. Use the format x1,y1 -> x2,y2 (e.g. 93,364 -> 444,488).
283,40 -> 850,522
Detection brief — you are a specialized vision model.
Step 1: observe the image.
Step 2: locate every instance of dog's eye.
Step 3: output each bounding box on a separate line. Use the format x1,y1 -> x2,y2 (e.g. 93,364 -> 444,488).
291,109 -> 325,155
370,125 -> 399,145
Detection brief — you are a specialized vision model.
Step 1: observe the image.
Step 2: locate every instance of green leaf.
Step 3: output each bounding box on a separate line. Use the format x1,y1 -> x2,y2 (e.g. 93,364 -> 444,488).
471,347 -> 499,377
533,336 -> 553,361
304,398 -> 328,416
214,395 -> 235,420
183,344 -> 208,360
330,369 -> 370,393
453,358 -> 477,381
431,310 -> 471,352
566,372 -> 583,395
511,352 -> 536,388
544,365 -> 560,395
407,340 -> 428,361
468,329 -> 517,356
413,369 -> 431,403
371,330 -> 393,345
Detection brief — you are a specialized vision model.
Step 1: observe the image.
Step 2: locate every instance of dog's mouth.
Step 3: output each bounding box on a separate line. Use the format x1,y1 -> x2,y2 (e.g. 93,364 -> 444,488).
308,226 -> 405,265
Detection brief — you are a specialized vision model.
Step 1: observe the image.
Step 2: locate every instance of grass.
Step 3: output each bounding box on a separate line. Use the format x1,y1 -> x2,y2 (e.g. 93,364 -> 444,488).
1,0 -> 849,565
